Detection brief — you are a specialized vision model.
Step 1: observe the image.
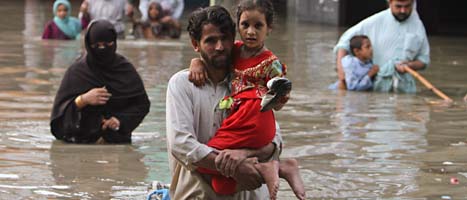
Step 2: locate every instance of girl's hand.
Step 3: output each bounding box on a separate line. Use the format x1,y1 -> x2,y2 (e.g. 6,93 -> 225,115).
101,117 -> 120,131
188,58 -> 208,87
160,16 -> 173,24
368,65 -> 379,78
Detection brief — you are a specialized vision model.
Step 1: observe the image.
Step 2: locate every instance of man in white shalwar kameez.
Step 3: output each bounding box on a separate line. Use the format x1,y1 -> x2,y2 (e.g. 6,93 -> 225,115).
166,6 -> 281,199
334,0 -> 430,93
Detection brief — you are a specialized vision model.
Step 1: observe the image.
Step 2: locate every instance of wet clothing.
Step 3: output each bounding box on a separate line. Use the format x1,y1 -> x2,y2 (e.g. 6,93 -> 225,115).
42,0 -> 82,40
166,69 -> 282,199
80,0 -> 127,37
197,41 -> 287,195
50,20 -> 150,143
334,8 -> 430,93
373,33 -> 422,93
330,55 -> 375,91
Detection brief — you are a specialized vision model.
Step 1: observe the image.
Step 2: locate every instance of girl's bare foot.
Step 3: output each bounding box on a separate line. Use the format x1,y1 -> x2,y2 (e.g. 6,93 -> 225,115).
279,159 -> 306,200
254,160 -> 280,200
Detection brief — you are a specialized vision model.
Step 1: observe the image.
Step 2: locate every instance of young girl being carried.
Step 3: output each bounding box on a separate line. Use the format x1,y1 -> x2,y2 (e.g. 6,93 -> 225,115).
189,0 -> 305,199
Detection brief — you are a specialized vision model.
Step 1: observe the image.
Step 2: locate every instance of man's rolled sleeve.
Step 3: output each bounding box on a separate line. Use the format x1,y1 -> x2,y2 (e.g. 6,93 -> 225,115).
166,72 -> 214,170
169,127 -> 214,170
416,36 -> 431,68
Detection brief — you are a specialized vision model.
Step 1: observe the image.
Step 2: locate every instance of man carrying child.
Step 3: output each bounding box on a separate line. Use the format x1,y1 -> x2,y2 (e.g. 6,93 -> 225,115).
334,0 -> 430,93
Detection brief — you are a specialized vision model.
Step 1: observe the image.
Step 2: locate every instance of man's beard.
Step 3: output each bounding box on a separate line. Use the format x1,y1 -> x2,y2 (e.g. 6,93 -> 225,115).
393,13 -> 411,22
200,51 -> 232,70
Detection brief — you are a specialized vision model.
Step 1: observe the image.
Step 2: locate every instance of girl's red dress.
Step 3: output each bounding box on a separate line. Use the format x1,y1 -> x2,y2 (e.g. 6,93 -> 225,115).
198,41 -> 287,195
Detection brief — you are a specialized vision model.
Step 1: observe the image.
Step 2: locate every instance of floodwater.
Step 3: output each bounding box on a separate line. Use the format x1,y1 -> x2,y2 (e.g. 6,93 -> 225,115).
0,1 -> 466,199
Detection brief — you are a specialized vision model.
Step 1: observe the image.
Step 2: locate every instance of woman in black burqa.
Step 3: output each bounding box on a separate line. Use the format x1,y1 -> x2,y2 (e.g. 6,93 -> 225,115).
50,19 -> 150,143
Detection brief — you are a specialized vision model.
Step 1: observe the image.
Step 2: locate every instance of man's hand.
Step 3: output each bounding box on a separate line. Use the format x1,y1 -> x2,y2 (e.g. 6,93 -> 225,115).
336,49 -> 348,90
102,117 -> 120,131
233,157 -> 263,191
396,63 -> 408,73
215,149 -> 250,177
368,65 -> 379,78
82,87 -> 111,106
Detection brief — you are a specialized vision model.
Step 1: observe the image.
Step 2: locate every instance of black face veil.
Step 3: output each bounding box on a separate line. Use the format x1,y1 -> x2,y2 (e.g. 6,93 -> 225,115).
85,20 -> 118,69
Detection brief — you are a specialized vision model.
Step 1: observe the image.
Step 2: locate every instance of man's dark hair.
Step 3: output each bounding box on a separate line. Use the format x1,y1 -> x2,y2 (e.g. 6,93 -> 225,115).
237,0 -> 274,28
349,35 -> 369,55
187,5 -> 236,41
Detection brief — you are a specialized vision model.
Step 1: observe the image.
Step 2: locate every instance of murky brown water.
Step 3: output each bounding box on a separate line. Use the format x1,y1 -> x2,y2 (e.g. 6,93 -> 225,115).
0,1 -> 466,199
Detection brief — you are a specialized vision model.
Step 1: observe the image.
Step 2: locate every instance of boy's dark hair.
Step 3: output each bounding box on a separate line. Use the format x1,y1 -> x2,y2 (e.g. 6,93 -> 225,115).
236,0 -> 274,28
349,35 -> 369,55
187,5 -> 236,42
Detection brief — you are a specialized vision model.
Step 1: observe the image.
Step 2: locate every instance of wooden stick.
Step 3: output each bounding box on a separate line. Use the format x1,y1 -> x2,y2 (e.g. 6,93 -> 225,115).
404,66 -> 453,102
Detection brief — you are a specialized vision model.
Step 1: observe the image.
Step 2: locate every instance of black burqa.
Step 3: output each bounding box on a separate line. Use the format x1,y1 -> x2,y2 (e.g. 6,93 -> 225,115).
50,20 -> 150,143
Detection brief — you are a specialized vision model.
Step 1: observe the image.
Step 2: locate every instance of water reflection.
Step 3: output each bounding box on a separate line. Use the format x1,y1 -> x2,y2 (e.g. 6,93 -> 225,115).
276,89 -> 436,198
49,141 -> 148,199
332,92 -> 428,197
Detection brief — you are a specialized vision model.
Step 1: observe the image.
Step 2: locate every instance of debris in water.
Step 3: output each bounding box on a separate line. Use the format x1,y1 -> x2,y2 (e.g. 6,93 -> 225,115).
450,177 -> 459,185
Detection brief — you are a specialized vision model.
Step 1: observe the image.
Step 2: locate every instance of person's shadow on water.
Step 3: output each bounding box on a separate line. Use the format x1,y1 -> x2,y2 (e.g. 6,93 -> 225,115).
48,140 -> 148,199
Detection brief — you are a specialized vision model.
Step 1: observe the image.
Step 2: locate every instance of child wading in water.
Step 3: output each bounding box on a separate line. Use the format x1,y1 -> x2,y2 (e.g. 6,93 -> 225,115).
330,35 -> 379,91
189,0 -> 305,199
42,0 -> 82,40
